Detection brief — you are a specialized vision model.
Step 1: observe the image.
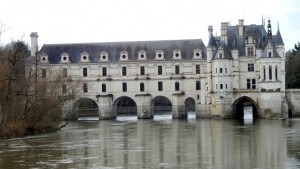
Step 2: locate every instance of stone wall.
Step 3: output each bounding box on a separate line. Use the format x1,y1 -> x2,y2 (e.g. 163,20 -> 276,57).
286,89 -> 300,117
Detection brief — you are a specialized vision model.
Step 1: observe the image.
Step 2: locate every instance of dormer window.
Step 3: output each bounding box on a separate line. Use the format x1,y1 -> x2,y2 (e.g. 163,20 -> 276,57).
80,52 -> 90,62
60,52 -> 70,63
40,53 -> 49,63
138,50 -> 147,60
173,49 -> 182,59
100,51 -> 109,62
193,49 -> 202,59
120,51 -> 128,61
218,53 -> 223,59
247,47 -> 255,56
155,50 -> 164,60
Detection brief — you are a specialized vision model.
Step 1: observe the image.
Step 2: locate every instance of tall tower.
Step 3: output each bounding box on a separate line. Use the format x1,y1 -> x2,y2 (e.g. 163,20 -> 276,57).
30,32 -> 38,56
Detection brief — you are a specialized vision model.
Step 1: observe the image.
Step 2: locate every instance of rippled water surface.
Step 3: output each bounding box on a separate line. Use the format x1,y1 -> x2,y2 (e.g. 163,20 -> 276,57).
0,114 -> 300,169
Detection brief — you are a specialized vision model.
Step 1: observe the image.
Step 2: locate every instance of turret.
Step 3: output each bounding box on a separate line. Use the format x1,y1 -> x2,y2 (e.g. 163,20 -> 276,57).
30,32 -> 38,56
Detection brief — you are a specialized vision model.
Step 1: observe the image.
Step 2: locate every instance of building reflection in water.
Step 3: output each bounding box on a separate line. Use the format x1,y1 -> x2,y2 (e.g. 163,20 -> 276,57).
1,116 -> 299,168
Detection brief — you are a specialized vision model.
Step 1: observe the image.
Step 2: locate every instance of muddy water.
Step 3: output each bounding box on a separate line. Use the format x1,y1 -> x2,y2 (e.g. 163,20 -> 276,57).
0,115 -> 300,169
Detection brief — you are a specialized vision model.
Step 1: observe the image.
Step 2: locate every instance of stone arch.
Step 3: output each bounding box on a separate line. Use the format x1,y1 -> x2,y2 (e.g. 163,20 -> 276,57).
72,98 -> 99,119
112,96 -> 137,115
185,97 -> 196,113
232,96 -> 260,119
151,96 -> 172,114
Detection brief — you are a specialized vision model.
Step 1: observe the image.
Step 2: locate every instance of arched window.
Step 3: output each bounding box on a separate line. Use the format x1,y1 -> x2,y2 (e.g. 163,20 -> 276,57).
269,65 -> 272,80
275,66 -> 278,80
263,66 -> 266,80
140,83 -> 145,92
102,83 -> 106,92
175,82 -> 180,91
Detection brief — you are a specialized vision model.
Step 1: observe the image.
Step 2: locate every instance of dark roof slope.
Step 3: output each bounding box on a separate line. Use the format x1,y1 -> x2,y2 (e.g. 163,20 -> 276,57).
274,30 -> 284,46
38,39 -> 206,64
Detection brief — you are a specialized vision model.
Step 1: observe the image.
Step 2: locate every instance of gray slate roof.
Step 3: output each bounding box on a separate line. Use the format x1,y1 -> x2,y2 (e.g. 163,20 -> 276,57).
36,39 -> 207,64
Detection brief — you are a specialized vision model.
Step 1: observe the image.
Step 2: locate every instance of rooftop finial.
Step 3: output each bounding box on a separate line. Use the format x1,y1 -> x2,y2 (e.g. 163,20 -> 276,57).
278,22 -> 280,31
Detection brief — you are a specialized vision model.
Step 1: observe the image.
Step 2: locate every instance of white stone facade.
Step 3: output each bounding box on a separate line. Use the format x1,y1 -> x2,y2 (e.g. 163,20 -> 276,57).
28,19 -> 288,119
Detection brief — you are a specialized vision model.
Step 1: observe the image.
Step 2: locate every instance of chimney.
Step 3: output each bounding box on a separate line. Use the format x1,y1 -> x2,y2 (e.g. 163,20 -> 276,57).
30,32 -> 38,56
208,25 -> 213,38
221,22 -> 229,44
239,19 -> 244,37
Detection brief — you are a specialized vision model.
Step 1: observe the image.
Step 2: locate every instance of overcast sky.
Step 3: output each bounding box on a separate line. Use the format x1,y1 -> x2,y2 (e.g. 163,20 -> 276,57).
0,0 -> 299,50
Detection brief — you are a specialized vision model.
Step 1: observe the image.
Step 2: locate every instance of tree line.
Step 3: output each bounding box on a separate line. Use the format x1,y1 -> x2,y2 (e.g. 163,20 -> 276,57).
0,40 -> 80,138
286,42 -> 300,88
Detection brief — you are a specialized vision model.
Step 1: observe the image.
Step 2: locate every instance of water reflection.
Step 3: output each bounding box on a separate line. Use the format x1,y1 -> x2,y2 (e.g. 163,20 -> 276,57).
0,117 -> 299,168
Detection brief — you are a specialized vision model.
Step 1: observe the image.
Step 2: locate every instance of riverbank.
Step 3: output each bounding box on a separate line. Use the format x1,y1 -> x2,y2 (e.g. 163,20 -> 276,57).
0,123 -> 60,140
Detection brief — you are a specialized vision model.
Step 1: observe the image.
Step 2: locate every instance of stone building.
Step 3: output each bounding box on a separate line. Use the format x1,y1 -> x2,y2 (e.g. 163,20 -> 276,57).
28,19 -> 287,119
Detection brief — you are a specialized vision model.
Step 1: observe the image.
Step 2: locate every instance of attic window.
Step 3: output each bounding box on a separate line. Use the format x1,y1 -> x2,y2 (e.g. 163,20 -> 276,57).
138,50 -> 147,60
120,51 -> 128,61
155,50 -> 164,60
100,51 -> 109,61
219,53 -> 223,59
80,52 -> 90,62
60,53 -> 70,63
268,52 -> 272,58
193,49 -> 202,59
40,54 -> 49,63
173,49 -> 182,59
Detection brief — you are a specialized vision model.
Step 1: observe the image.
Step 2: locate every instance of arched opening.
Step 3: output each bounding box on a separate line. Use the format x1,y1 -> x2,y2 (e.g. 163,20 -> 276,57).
73,98 -> 99,120
185,97 -> 196,119
232,96 -> 259,119
151,96 -> 172,118
113,96 -> 137,116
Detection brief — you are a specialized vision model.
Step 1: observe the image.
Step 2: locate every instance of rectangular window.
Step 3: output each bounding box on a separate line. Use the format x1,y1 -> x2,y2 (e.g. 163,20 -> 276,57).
158,82 -> 163,91
220,84 -> 223,89
220,68 -> 223,73
122,83 -> 127,92
83,83 -> 88,93
83,68 -> 87,77
248,63 -> 254,72
216,84 -> 218,90
247,47 -> 254,56
42,69 -> 46,78
268,52 -> 272,58
225,68 -> 227,74
175,65 -> 180,74
269,66 -> 272,80
219,53 -> 223,58
63,68 -> 67,77
62,84 -> 67,93
196,81 -> 201,90
252,79 -> 256,89
247,79 -> 256,89
175,82 -> 180,91
216,68 -> 218,74
102,67 -> 107,76
158,66 -> 162,75
140,66 -> 145,75
122,67 -> 127,76
226,84 -> 228,89
140,83 -> 144,92
197,95 -> 200,100
196,65 -> 200,74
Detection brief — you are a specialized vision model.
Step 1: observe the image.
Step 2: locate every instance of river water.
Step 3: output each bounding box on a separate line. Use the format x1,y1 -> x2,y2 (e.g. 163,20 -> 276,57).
0,114 -> 300,169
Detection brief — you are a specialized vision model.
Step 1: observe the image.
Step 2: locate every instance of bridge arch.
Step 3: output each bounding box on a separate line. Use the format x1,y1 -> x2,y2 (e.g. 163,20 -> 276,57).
185,97 -> 196,113
72,98 -> 99,119
151,96 -> 172,114
112,96 -> 137,115
232,96 -> 259,119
